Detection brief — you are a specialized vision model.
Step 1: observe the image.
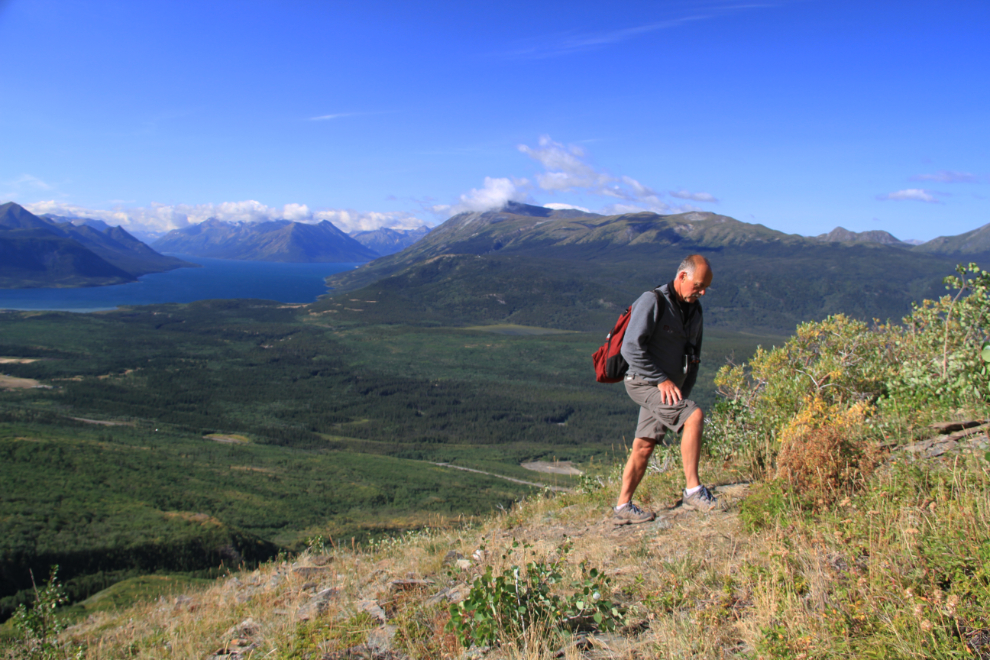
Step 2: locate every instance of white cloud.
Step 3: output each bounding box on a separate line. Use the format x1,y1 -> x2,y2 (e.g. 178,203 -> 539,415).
428,176 -> 531,218
308,113 -> 357,121
910,170 -> 981,183
312,209 -> 425,232
599,201 -> 705,216
519,136 -> 614,194
431,135 -> 719,220
7,174 -> 53,191
877,189 -> 941,203
499,6 -> 770,60
515,135 -> 680,213
669,189 -> 718,203
23,200 -> 428,237
544,203 -> 591,212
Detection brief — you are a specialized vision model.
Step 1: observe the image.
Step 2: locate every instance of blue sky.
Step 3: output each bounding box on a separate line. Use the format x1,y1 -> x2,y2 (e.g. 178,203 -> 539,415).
1,0 -> 987,241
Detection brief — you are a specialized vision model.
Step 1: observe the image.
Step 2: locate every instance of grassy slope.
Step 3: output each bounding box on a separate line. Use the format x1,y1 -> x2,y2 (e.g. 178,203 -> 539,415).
13,423 -> 988,659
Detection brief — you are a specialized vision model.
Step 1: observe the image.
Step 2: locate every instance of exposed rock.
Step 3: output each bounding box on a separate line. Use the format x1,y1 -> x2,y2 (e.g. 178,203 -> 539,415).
930,420 -> 985,433
902,437 -> 960,459
387,578 -> 432,592
293,566 -> 332,579
442,550 -> 465,566
235,587 -> 259,604
425,583 -> 471,606
618,618 -> 650,636
358,599 -> 388,623
366,624 -> 398,653
206,637 -> 259,659
224,617 -> 261,639
296,588 -> 340,621
318,644 -> 409,659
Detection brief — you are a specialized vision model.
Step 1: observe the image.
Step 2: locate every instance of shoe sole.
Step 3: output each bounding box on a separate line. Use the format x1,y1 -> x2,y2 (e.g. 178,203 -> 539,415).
612,514 -> 656,526
680,500 -> 720,512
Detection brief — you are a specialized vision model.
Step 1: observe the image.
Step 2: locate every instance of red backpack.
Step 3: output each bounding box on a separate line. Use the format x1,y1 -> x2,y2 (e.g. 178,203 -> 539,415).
592,290 -> 662,383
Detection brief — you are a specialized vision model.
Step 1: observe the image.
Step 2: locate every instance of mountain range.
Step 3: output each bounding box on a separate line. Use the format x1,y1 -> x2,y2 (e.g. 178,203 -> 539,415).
349,226 -> 431,256
0,202 -> 191,289
317,202 -> 990,333
152,218 -> 380,262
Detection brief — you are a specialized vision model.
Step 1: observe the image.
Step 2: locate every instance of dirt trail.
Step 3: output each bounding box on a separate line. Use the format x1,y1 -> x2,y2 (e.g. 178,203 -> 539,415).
431,462 -> 571,492
0,375 -> 42,389
521,460 -> 583,475
70,417 -> 135,426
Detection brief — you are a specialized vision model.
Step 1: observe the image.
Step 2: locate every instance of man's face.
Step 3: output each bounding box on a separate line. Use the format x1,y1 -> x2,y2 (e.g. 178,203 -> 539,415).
675,265 -> 712,303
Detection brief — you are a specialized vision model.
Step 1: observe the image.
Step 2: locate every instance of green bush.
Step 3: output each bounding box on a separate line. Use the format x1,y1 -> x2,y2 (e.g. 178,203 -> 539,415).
9,566 -> 80,660
709,264 -> 990,480
889,263 -> 990,409
446,541 -> 624,648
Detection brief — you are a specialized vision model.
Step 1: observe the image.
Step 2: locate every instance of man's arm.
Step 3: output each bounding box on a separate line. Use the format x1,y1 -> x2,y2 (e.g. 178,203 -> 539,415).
620,291 -> 668,384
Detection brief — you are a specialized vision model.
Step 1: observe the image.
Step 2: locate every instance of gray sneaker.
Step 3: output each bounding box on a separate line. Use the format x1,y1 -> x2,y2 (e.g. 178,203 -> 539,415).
613,502 -> 656,525
682,485 -> 720,512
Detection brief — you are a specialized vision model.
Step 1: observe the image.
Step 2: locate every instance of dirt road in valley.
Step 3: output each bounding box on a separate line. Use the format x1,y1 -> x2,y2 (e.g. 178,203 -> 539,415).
431,463 -> 571,492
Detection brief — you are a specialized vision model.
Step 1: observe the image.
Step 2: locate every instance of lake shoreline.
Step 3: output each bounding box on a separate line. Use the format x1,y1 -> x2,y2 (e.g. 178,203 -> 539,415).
0,256 -> 363,312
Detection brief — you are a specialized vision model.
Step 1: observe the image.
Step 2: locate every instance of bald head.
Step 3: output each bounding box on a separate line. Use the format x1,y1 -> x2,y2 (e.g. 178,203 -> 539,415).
676,254 -> 711,278
673,254 -> 712,303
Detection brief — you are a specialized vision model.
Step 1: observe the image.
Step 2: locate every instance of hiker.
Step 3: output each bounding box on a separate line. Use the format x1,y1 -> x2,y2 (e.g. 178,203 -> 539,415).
613,254 -> 717,523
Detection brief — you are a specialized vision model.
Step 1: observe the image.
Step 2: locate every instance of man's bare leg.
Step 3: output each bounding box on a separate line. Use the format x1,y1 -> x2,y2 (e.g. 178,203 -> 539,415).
617,437 -> 657,506
681,407 -> 704,490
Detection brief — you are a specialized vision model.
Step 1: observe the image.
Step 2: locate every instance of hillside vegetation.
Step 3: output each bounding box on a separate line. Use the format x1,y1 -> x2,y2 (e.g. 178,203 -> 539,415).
4,264 -> 989,658
320,205 -> 987,334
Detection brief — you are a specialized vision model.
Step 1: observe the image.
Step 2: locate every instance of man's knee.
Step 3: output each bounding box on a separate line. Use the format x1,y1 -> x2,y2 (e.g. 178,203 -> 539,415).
631,437 -> 656,460
684,406 -> 704,430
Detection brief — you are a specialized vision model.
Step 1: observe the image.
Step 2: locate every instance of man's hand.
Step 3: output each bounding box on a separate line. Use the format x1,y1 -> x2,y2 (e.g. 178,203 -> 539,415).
657,379 -> 682,405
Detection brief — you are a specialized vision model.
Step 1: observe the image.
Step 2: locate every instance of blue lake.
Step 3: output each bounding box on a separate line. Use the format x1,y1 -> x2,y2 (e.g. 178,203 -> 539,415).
0,257 -> 363,312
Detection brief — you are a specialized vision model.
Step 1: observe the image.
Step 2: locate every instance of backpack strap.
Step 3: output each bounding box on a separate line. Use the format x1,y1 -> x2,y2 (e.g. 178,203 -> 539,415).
650,287 -> 665,330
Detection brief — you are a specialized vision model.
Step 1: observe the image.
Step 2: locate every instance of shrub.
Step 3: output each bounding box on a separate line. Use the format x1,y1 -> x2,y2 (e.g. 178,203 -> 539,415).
445,540 -> 624,649
9,566 -> 80,660
888,263 -> 990,410
775,398 -> 881,508
709,264 -> 990,481
711,314 -> 894,478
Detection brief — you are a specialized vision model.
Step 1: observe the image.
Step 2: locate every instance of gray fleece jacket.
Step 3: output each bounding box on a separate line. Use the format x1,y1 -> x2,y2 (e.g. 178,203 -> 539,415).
619,281 -> 703,394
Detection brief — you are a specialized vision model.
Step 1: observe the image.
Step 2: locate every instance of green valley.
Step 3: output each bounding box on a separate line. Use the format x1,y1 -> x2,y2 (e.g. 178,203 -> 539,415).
0,299 -> 773,620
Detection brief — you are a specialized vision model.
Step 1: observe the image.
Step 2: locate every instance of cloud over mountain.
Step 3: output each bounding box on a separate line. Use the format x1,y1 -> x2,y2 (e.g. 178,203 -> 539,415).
24,200 -> 427,237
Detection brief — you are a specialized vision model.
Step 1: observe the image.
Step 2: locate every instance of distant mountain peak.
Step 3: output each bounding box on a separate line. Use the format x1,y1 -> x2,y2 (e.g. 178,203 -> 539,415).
152,218 -> 378,262
499,201 -> 554,217
816,226 -> 905,246
915,222 -> 990,254
349,226 -> 430,256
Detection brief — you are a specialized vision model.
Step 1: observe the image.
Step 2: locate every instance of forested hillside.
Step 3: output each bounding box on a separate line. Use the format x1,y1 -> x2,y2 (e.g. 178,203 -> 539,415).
321,205 -> 987,333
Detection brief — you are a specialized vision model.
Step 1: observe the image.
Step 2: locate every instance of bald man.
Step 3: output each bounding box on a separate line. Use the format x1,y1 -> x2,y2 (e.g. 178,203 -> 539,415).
613,255 -> 719,524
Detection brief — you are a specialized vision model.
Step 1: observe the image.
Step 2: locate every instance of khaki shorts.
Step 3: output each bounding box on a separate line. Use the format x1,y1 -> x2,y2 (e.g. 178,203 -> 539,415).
624,374 -> 700,441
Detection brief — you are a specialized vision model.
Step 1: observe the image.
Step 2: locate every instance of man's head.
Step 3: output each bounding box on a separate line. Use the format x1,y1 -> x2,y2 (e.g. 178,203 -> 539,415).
673,255 -> 712,303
